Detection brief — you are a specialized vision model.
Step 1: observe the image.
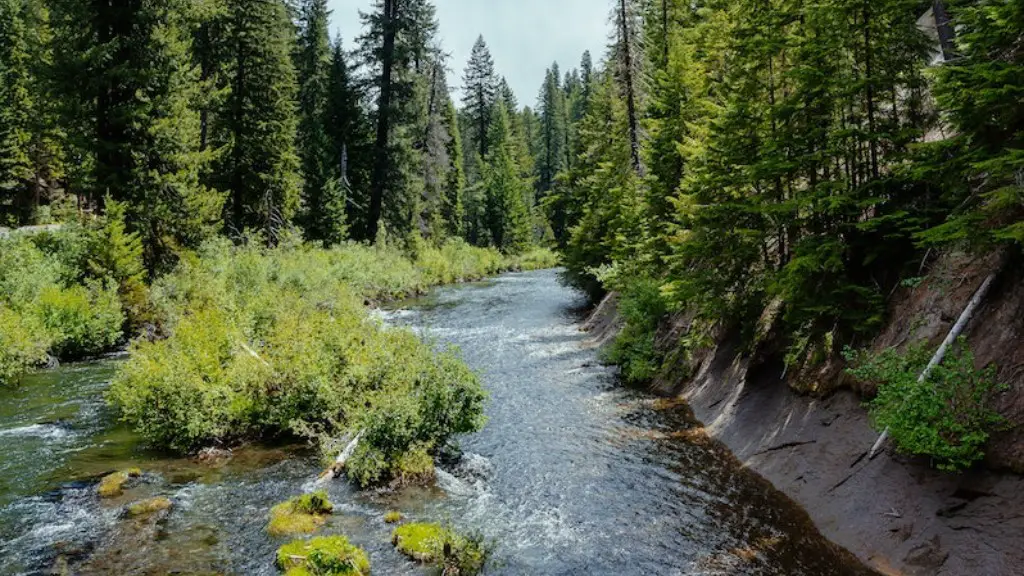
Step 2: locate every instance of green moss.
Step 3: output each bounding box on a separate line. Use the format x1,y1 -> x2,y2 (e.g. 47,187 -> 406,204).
391,523 -> 489,574
97,468 -> 142,498
392,522 -> 445,563
268,491 -> 334,537
383,511 -> 403,524
126,496 -> 172,517
276,536 -> 370,576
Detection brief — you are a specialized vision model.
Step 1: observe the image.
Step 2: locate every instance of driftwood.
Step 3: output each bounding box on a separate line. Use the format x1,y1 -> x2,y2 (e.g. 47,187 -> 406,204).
869,271 -> 999,459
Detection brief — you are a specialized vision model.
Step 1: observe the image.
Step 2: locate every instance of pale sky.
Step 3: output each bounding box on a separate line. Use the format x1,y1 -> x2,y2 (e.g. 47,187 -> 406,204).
327,0 -> 610,107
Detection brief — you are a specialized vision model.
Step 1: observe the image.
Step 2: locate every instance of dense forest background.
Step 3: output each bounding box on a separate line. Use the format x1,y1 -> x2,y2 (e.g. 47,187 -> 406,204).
1,0 -> 1021,360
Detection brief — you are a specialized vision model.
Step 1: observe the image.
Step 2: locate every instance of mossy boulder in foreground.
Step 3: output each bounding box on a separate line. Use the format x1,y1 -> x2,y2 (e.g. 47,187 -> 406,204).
276,536 -> 370,576
268,491 -> 334,536
97,468 -> 142,498
391,522 -> 488,575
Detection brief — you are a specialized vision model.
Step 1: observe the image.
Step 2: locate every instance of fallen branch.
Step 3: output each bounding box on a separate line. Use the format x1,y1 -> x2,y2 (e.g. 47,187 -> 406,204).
869,271 -> 999,459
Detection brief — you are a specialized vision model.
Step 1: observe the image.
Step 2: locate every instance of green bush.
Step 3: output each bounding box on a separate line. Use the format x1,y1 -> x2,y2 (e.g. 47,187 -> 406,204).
846,339 -> 1006,471
33,284 -> 124,359
0,306 -> 52,385
603,277 -> 668,384
0,230 -> 130,380
109,241 -> 487,487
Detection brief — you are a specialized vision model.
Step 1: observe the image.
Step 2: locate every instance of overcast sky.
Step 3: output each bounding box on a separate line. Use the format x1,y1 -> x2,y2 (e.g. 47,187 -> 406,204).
327,0 -> 610,107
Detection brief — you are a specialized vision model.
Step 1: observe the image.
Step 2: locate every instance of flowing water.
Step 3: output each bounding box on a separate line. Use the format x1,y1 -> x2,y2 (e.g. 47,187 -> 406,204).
0,269 -> 876,575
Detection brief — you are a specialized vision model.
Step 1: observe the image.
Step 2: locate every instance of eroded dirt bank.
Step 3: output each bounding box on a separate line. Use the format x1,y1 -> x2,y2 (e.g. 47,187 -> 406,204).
582,257 -> 1024,575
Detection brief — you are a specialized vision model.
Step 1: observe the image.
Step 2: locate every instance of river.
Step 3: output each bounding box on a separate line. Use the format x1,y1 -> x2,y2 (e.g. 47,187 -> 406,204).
0,269 -> 875,575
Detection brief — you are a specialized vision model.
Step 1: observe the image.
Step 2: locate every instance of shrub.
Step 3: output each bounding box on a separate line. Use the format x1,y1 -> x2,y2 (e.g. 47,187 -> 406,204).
276,536 -> 370,576
0,306 -> 52,386
391,522 -> 489,575
33,283 -> 124,359
846,339 -> 1006,471
603,277 -> 668,384
109,241 -> 487,487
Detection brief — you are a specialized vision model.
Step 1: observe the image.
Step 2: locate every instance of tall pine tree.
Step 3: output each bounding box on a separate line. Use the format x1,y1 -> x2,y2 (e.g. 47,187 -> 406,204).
216,0 -> 301,242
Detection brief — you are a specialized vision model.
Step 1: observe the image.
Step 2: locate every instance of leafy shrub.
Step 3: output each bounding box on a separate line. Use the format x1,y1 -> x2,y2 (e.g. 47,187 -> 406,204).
109,241 -> 487,487
0,306 -> 51,386
845,339 -> 1006,471
603,276 -> 668,384
33,283 -> 124,359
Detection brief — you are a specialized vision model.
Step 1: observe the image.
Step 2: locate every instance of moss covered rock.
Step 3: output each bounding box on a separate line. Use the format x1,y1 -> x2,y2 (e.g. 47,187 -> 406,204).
391,523 -> 488,574
97,468 -> 142,498
391,522 -> 445,563
126,496 -> 172,518
383,511 -> 403,524
268,491 -> 334,537
276,536 -> 370,575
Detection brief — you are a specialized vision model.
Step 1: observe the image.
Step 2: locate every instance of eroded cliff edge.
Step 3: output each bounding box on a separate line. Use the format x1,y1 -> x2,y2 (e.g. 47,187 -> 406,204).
582,251 -> 1024,576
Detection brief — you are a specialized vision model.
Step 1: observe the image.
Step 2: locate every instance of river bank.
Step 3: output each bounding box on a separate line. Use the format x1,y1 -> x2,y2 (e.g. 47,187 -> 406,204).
583,292 -> 1024,576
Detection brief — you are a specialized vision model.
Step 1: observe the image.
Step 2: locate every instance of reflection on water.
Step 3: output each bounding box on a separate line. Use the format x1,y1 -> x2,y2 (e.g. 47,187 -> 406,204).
0,269 -> 875,575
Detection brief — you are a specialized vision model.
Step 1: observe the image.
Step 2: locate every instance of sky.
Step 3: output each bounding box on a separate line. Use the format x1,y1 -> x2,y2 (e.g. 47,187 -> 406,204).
327,0 -> 610,107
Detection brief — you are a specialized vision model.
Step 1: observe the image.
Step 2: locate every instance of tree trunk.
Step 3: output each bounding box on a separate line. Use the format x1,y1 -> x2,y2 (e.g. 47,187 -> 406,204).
369,0 -> 397,241
618,0 -> 643,176
869,271 -> 1000,459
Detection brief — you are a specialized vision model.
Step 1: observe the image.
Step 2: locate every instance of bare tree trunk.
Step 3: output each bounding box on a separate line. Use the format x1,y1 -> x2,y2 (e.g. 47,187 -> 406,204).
869,272 -> 999,459
618,0 -> 643,176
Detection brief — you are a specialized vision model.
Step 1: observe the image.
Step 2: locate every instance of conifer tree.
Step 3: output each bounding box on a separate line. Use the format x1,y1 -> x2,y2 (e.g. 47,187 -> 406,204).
483,101 -> 532,253
217,0 -> 301,242
442,98 -> 466,237
0,0 -> 32,222
462,35 -> 497,164
326,39 -> 372,237
536,65 -> 566,194
359,0 -> 439,241
49,0 -> 224,268
296,0 -> 344,244
925,0 -> 1024,245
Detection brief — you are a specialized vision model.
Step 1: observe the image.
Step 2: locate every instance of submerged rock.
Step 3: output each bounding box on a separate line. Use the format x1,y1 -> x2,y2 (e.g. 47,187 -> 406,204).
97,469 -> 142,498
267,491 -> 334,537
276,536 -> 370,576
126,497 -> 173,518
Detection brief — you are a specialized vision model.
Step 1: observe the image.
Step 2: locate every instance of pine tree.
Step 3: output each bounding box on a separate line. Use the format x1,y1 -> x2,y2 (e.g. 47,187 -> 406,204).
536,65 -> 566,194
442,98 -> 466,237
326,39 -> 372,238
48,0 -> 224,268
359,0 -> 439,241
924,0 -> 1024,245
296,0 -> 344,244
483,101 -> 532,253
217,0 -> 301,242
0,0 -> 32,223
462,35 -> 497,170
